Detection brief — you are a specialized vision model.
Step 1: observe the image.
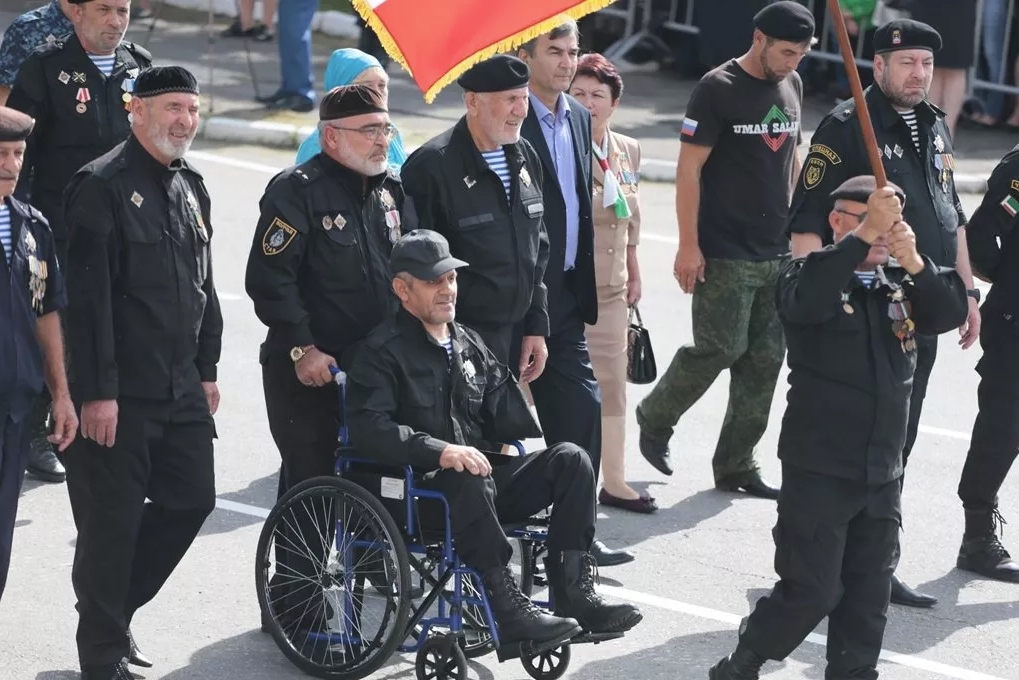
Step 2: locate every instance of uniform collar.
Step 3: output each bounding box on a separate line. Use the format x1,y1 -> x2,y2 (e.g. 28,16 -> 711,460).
451,116 -> 526,179
125,134 -> 184,178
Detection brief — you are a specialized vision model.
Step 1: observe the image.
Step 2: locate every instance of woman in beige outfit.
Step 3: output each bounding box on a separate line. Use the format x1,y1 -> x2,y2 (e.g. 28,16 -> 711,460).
570,55 -> 655,514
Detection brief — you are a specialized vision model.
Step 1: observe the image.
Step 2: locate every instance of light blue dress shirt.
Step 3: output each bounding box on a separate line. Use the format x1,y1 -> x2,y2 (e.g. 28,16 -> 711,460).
529,92 -> 580,270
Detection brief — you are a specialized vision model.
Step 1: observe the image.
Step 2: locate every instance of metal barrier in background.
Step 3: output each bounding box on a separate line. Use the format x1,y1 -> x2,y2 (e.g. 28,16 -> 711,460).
599,0 -> 1019,103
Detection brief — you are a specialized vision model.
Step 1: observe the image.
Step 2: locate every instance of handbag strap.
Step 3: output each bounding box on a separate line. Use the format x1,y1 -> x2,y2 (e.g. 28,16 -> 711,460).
629,304 -> 643,327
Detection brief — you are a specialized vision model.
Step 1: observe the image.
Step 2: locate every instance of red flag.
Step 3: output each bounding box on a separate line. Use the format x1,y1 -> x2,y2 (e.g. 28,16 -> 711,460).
352,0 -> 615,103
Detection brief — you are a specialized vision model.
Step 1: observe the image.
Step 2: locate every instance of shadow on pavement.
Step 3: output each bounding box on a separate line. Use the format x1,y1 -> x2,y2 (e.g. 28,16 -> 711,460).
198,471 -> 280,537
596,488 -> 736,547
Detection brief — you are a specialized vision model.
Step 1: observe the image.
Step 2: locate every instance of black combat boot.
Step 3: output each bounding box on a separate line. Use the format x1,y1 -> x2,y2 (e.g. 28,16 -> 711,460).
481,566 -> 582,646
545,551 -> 642,634
957,508 -> 1019,582
709,643 -> 767,679
25,399 -> 65,483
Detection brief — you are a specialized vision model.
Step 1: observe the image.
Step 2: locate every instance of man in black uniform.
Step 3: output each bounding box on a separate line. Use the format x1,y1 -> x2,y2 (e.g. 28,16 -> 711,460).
245,83 -> 405,500
710,177 -> 968,680
7,0 -> 152,485
401,55 -> 550,377
0,106 -> 77,603
787,19 -> 979,609
62,66 -> 221,680
952,145 -> 1019,583
347,229 -> 642,645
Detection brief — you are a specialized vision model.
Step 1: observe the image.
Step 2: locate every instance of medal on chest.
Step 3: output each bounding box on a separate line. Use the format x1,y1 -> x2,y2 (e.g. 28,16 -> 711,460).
186,191 -> 208,241
24,231 -> 48,314
879,268 -> 916,352
75,87 -> 91,114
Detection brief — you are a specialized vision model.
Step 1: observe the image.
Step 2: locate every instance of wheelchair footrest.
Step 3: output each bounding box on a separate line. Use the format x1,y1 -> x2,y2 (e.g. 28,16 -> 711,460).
572,631 -> 624,645
495,635 -> 571,663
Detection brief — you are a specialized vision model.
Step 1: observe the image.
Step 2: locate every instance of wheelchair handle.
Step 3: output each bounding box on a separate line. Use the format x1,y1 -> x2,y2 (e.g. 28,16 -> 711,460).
329,365 -> 347,385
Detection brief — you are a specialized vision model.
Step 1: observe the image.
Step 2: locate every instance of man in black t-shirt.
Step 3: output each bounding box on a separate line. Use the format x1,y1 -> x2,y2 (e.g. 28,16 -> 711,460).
636,2 -> 815,499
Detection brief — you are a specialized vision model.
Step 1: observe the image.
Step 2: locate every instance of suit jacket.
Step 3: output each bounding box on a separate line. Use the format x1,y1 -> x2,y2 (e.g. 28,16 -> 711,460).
592,130 -> 642,291
522,93 -> 597,328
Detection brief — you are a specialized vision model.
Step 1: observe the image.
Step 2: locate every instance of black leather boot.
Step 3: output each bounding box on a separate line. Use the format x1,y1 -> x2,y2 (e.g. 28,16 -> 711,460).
127,627 -> 152,668
545,551 -> 642,634
481,566 -> 582,646
889,573 -> 937,608
709,644 -> 767,679
957,508 -> 1019,582
25,399 -> 65,483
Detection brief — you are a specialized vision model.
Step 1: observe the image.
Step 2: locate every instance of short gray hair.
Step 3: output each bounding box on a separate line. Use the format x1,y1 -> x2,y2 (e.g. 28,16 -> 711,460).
518,17 -> 580,55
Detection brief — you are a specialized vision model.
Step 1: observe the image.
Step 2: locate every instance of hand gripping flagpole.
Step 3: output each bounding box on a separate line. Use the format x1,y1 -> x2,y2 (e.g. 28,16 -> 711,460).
826,0 -> 887,187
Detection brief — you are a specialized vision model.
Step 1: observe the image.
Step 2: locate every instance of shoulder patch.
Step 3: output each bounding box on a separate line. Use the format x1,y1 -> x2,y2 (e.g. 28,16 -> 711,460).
808,144 -> 842,165
122,40 -> 153,64
30,39 -> 65,59
262,217 -> 298,256
832,100 -> 857,122
803,157 -> 827,190
293,160 -> 323,185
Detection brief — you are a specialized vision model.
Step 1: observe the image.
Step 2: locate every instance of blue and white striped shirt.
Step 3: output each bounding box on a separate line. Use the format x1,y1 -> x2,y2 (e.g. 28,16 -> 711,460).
481,148 -> 511,202
0,202 -> 11,263
88,53 -> 115,77
439,335 -> 453,363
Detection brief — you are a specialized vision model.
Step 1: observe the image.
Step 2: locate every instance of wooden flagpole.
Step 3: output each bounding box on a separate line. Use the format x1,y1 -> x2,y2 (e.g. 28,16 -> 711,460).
826,0 -> 887,187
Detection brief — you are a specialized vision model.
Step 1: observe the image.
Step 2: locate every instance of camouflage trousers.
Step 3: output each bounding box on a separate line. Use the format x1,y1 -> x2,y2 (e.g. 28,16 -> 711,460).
636,257 -> 787,484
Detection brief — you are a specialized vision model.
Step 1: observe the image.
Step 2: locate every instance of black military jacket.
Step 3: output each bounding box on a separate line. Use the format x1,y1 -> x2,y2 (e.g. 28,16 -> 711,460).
7,34 -> 152,241
346,309 -> 543,471
789,86 -> 967,268
245,153 -> 404,364
776,235 -> 968,484
966,144 -> 1019,323
401,117 -> 550,337
63,135 -> 223,403
0,196 -> 66,420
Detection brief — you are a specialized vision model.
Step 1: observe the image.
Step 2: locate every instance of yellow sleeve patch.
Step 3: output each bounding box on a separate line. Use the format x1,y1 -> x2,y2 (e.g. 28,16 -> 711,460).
262,217 -> 298,256
809,144 -> 842,165
803,157 -> 827,190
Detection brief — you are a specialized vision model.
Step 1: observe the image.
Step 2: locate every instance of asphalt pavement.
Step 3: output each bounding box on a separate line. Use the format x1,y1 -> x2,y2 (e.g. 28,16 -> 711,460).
2,140 -> 1018,680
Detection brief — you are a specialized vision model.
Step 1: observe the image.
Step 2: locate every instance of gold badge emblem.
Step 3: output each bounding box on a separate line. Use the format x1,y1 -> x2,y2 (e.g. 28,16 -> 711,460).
520,168 -> 532,187
58,71 -> 70,85
334,213 -> 346,230
322,215 -> 333,230
24,231 -> 36,253
803,157 -> 826,190
130,191 -> 144,207
935,135 -> 945,153
380,188 -> 394,209
262,217 -> 298,256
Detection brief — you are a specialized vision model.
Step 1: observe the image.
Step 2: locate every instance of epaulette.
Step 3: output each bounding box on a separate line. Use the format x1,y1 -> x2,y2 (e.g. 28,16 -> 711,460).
832,98 -> 857,122
5,196 -> 46,224
364,322 -> 401,350
177,156 -> 204,179
30,38 -> 66,59
122,40 -> 153,64
927,101 -> 947,118
385,167 -> 403,184
292,158 -> 323,185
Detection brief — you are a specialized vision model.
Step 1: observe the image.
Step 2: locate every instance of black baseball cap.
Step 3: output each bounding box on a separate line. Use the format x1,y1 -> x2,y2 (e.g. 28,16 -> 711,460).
390,230 -> 469,280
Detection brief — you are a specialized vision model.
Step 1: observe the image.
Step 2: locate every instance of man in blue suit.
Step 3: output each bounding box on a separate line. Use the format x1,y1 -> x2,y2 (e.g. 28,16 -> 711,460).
518,19 -> 634,567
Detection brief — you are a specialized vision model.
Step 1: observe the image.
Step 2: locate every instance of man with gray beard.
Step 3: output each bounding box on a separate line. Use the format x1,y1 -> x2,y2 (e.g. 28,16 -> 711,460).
61,65 -> 222,680
788,19 -> 978,610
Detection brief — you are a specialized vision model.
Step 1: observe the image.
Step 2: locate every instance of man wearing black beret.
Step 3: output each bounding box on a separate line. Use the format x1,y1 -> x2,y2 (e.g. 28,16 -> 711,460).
788,18 -> 978,608
711,177 -> 968,680
0,105 -> 76,606
61,65 -> 222,680
635,2 -> 813,501
5,0 -> 153,487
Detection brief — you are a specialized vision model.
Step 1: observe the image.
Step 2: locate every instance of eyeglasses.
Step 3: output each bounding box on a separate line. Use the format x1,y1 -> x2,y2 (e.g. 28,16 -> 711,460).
835,209 -> 867,222
327,123 -> 397,142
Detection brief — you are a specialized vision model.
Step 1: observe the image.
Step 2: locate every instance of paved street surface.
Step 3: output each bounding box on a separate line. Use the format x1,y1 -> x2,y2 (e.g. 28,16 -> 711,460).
1,140 -> 1017,680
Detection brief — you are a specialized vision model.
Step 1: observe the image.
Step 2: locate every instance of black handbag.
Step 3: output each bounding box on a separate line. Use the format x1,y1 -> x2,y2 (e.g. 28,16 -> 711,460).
626,305 -> 657,385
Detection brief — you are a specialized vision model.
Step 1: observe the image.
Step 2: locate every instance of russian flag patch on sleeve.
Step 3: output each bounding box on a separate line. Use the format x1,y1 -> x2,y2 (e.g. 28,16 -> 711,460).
681,118 -> 698,137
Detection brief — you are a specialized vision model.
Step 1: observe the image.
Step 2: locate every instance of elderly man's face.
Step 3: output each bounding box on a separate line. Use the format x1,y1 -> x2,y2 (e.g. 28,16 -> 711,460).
321,111 -> 393,177
830,198 -> 889,268
876,50 -> 934,108
73,0 -> 130,55
466,88 -> 529,148
0,140 -> 26,198
394,269 -> 458,326
132,92 -> 200,161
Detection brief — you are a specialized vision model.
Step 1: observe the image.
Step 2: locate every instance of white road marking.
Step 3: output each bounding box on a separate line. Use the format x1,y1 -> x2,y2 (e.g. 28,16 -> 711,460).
187,150 -> 283,175
218,292 -> 244,301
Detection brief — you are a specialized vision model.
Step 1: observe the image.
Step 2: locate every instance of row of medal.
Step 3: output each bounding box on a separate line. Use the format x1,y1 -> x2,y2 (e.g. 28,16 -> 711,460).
839,277 -> 917,353
59,69 -> 136,115
23,231 -> 48,314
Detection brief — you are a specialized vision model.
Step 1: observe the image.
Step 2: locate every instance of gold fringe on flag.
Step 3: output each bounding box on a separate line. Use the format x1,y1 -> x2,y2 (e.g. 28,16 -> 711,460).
351,0 -> 618,103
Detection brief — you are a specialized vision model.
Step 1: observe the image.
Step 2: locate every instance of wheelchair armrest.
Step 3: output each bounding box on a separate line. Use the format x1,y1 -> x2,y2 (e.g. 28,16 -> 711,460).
504,441 -> 526,456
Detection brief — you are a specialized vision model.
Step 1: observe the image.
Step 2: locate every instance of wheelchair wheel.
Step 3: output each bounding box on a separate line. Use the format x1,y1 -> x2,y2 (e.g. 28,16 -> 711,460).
415,634 -> 468,680
522,643 -> 570,680
256,476 -> 412,680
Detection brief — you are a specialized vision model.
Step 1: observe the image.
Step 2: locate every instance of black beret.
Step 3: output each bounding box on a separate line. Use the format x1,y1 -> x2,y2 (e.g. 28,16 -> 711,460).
457,55 -> 530,93
830,175 -> 906,206
754,1 -> 816,43
873,19 -> 942,54
0,107 -> 34,142
390,230 -> 469,280
133,66 -> 200,98
66,0 -> 92,4
319,84 -> 387,121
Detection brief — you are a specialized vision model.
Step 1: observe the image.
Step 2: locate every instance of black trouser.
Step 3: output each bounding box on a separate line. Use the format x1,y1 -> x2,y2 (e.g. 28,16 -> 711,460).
901,333 -> 938,470
420,442 -> 596,572
63,385 -> 216,668
740,464 -> 900,680
0,411 -> 31,603
958,313 -> 1019,511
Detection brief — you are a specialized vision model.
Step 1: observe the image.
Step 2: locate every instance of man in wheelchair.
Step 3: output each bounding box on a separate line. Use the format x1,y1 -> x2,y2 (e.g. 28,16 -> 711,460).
346,229 -> 643,649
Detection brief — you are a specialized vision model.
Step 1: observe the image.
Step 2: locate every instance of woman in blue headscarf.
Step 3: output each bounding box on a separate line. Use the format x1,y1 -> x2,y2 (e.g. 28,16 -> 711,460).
295,48 -> 407,171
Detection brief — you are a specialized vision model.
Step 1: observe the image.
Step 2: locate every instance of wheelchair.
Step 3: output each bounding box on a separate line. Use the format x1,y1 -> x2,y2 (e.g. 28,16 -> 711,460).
255,368 -> 623,680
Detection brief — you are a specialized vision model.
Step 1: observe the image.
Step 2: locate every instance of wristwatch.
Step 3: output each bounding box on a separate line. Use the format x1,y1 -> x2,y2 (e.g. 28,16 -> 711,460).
290,345 -> 313,362
966,289 -> 981,303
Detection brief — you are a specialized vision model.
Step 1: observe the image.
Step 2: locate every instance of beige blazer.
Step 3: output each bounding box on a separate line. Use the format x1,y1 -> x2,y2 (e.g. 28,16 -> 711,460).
592,130 -> 642,290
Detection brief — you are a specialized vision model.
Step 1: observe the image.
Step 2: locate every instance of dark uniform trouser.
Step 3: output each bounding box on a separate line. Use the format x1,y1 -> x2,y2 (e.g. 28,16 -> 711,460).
0,412 -> 31,603
900,333 -> 938,471
636,258 -> 786,483
420,442 -> 597,571
740,464 -> 901,680
63,386 -> 216,668
957,314 -> 1019,510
